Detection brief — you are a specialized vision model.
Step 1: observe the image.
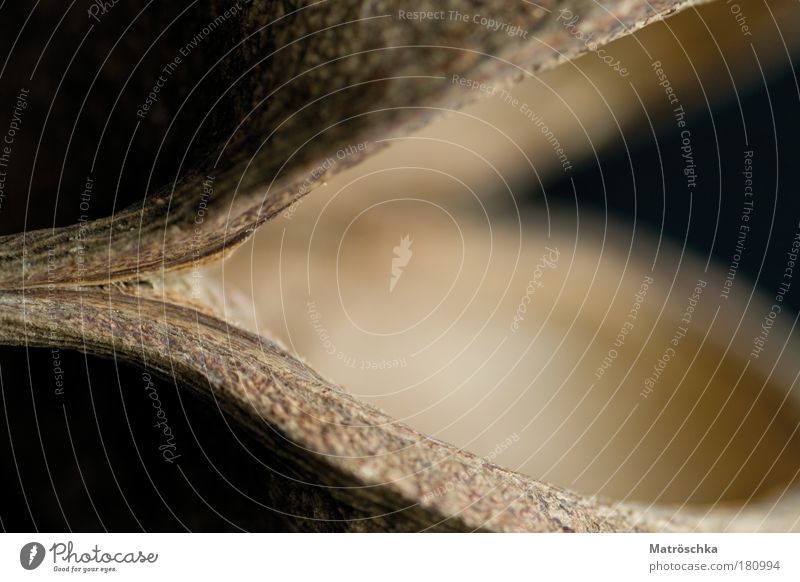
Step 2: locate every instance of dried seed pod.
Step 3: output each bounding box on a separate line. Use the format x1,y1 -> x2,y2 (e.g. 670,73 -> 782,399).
1,0 -> 799,532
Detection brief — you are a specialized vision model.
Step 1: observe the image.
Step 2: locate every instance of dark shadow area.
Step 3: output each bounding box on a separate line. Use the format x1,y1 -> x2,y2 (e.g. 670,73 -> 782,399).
539,64 -> 800,312
0,347 -> 298,532
0,1 -> 239,235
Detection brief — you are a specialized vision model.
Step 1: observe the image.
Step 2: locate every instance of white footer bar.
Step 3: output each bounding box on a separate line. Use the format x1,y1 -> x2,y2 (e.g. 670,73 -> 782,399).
1,533 -> 798,581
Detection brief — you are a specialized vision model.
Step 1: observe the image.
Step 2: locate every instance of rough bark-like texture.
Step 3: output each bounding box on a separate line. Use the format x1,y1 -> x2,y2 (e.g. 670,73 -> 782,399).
0,286 -> 702,532
0,0 -> 708,289
5,0 -> 781,532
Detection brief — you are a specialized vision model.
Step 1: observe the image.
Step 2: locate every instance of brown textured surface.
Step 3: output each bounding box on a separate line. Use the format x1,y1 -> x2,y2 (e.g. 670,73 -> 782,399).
0,286 -> 700,531
6,0 -> 789,532
0,0 -> 709,290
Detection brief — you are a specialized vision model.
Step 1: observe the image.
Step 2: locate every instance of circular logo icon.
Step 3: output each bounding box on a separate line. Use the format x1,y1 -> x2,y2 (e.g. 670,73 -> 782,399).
19,542 -> 45,570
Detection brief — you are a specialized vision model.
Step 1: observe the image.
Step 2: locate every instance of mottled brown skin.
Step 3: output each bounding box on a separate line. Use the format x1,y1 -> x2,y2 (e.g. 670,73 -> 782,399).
0,286 -> 701,532
0,0 -> 706,289
3,0 -> 776,532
